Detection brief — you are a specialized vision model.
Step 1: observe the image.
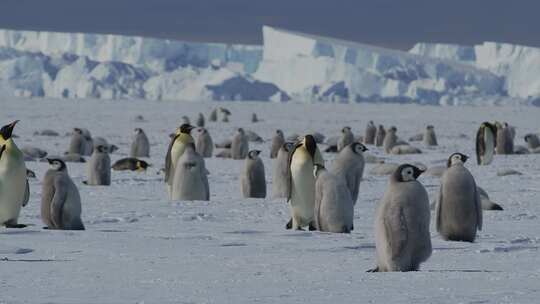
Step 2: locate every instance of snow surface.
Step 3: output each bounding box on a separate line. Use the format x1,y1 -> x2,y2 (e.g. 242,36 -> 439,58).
1,98 -> 540,303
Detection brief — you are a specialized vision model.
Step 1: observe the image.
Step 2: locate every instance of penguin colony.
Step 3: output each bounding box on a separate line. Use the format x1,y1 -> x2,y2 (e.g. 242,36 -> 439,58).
0,110 -> 528,272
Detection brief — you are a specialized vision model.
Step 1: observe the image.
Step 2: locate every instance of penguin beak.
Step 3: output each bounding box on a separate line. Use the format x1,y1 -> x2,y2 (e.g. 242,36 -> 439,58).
462,154 -> 469,163
46,158 -> 54,164
413,167 -> 425,179
0,120 -> 19,140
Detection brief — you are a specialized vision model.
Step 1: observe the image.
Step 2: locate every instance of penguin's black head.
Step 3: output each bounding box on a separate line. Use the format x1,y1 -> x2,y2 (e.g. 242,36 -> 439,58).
378,125 -> 385,130
303,134 -> 317,158
342,126 -> 351,133
351,142 -> 368,154
276,129 -> 283,136
73,127 -> 82,134
179,124 -> 195,134
47,158 -> 67,171
389,126 -> 397,132
313,164 -> 325,178
248,150 -> 261,159
0,120 -> 19,141
134,128 -> 143,134
427,125 -> 434,130
96,145 -> 108,153
282,142 -> 294,153
394,164 -> 424,182
481,122 -> 497,135
237,128 -> 244,134
447,152 -> 468,167
136,159 -> 150,170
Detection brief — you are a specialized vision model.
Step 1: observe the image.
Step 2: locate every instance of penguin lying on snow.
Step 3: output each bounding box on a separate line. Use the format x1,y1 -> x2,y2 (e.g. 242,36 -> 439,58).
112,158 -> 150,171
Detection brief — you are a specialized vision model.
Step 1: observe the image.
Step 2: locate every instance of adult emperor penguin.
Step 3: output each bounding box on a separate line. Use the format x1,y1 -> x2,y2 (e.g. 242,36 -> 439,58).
196,113 -> 205,128
270,130 -> 285,159
112,158 -> 150,171
369,164 -> 431,272
41,158 -> 85,230
165,124 -> 195,197
313,165 -> 354,233
423,125 -> 438,146
130,128 -> 150,158
231,128 -> 249,160
337,126 -> 354,152
383,126 -> 398,153
524,133 -> 540,150
436,153 -> 482,242
496,122 -> 514,155
476,122 -> 497,165
272,142 -> 294,199
84,145 -> 111,186
286,134 -> 325,230
195,128 -> 213,158
331,142 -> 367,205
171,143 -> 209,201
364,121 -> 376,145
0,121 -> 30,228
375,125 -> 386,147
241,150 -> 266,198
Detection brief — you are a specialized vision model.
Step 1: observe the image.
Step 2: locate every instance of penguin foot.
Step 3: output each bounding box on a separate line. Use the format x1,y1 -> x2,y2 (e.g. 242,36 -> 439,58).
82,181 -> 88,185
308,222 -> 317,231
367,267 -> 379,273
4,223 -> 27,228
285,218 -> 292,230
295,227 -> 305,231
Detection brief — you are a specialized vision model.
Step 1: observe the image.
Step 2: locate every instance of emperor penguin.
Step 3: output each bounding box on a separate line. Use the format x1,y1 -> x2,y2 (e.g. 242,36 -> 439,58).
241,150 -> 266,198
220,108 -> 231,122
496,122 -> 514,155
251,113 -> 259,123
0,121 -> 30,228
195,128 -> 213,158
375,125 -> 386,147
270,130 -> 285,159
68,128 -> 86,155
209,108 -> 218,122
369,164 -> 431,272
313,165 -> 354,233
475,122 -> 497,165
436,153 -> 482,242
93,137 -> 118,154
181,116 -> 191,125
330,142 -> 367,205
80,128 -> 93,156
337,126 -> 354,152
286,135 -> 325,230
196,113 -> 205,128
171,144 -> 210,201
84,145 -> 111,186
364,121 -> 376,145
272,142 -> 294,199
165,124 -> 195,197
423,125 -> 438,146
112,158 -> 150,171
524,133 -> 540,150
231,128 -> 249,160
41,158 -> 85,230
383,126 -> 398,153
130,128 -> 150,158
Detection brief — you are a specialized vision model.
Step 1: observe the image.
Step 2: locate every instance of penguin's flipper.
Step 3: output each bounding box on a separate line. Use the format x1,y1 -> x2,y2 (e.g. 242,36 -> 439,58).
476,126 -> 484,165
22,179 -> 30,207
384,206 -> 408,260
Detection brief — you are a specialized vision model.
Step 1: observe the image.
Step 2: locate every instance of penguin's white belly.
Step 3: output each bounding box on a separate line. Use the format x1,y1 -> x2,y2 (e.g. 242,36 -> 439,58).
289,156 -> 315,223
0,165 -> 26,224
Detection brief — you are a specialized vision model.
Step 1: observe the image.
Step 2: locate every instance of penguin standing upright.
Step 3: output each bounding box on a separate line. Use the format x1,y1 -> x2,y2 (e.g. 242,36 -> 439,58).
331,142 -> 367,205
0,121 -> 30,228
313,165 -> 354,233
195,128 -> 213,158
85,145 -> 111,186
165,124 -> 195,197
476,122 -> 497,165
171,144 -> 209,201
130,128 -> 150,158
196,113 -> 205,127
364,121 -> 376,145
423,125 -> 438,146
209,108 -> 218,122
436,153 -> 482,242
496,122 -> 514,155
241,150 -> 266,198
369,164 -> 431,272
272,142 -> 293,199
68,128 -> 86,155
383,126 -> 398,154
41,158 -> 85,230
231,128 -> 249,159
286,135 -> 324,230
270,130 -> 285,159
375,125 -> 386,147
337,126 -> 354,152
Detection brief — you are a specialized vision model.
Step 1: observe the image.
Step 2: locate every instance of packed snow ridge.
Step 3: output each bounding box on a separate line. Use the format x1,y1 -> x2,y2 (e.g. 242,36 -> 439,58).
0,27 -> 538,104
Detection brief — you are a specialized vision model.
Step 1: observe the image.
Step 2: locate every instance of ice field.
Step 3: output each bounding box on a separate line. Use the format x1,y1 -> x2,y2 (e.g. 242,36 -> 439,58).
1,98 -> 539,303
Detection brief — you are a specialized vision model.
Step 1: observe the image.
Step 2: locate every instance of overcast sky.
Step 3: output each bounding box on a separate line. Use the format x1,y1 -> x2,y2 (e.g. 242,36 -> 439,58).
0,0 -> 538,50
